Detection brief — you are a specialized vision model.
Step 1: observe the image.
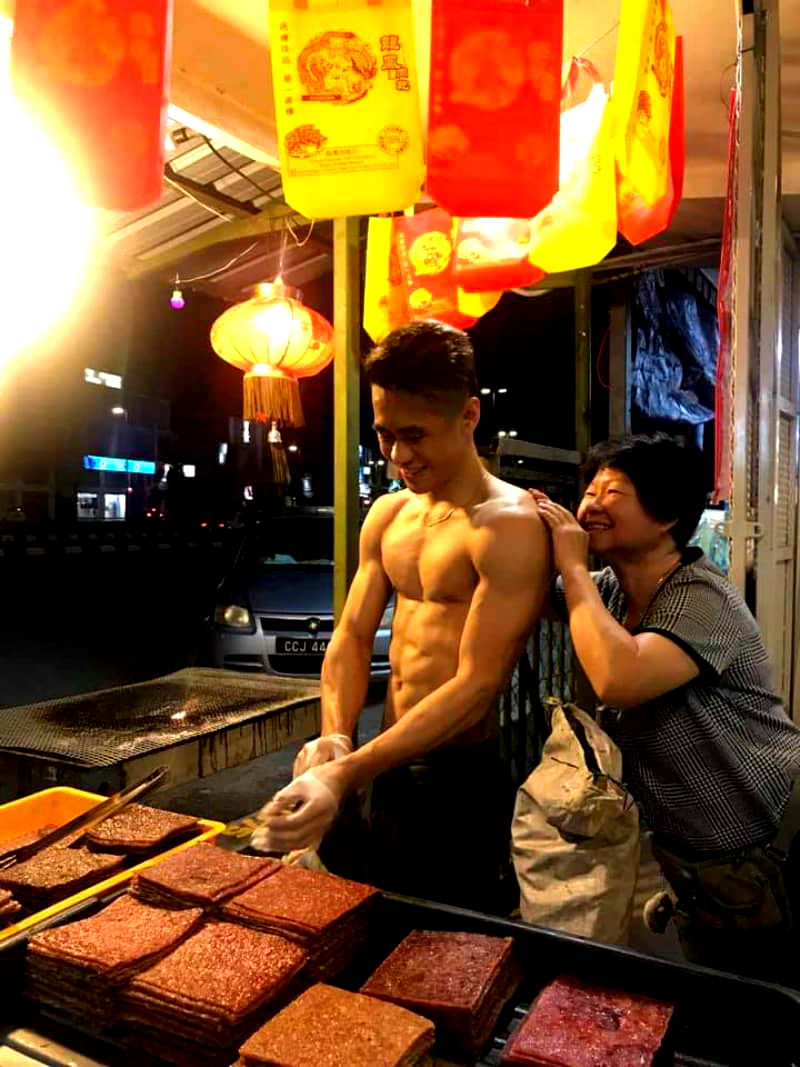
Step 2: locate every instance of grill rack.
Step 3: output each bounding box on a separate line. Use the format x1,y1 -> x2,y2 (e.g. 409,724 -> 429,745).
0,669 -> 319,769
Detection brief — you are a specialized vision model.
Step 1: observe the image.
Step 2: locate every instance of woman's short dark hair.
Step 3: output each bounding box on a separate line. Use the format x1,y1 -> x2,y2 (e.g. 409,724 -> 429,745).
583,433 -> 708,549
363,321 -> 478,409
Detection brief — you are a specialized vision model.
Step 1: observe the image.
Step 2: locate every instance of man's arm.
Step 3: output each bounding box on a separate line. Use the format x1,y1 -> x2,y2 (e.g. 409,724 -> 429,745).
336,501 -> 551,789
318,494 -> 396,737
253,500 -> 550,853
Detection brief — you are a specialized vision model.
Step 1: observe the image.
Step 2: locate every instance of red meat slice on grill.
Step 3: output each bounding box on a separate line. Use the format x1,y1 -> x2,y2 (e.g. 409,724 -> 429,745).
501,975 -> 673,1067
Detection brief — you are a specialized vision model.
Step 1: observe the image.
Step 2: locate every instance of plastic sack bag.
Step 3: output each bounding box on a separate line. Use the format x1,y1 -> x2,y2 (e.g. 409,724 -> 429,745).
618,37 -> 684,245
631,270 -> 717,424
512,703 -> 640,945
528,60 -> 617,275
612,0 -> 676,208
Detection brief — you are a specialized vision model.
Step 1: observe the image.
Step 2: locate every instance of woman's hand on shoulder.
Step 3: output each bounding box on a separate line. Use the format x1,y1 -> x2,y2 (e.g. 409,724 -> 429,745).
528,490 -> 589,574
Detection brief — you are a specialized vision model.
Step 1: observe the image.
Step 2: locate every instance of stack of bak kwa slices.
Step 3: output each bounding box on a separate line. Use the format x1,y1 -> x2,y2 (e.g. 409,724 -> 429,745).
85,804 -> 200,854
222,865 -> 380,980
0,848 -> 125,911
237,983 -> 435,1067
500,975 -> 674,1067
361,930 -> 523,1056
25,894 -> 203,1029
131,842 -> 281,910
0,888 -> 22,925
120,921 -> 308,1067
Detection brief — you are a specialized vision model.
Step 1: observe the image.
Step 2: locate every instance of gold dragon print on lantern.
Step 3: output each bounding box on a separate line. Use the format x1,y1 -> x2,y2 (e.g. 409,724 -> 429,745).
269,0 -> 425,219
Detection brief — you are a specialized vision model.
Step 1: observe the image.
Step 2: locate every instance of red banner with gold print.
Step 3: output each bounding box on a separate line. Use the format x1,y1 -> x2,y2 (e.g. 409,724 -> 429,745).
426,0 -> 562,219
393,209 -> 477,329
11,0 -> 172,211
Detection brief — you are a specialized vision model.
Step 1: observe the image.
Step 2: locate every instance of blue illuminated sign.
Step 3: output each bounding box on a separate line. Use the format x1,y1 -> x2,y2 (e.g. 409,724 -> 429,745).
83,455 -> 156,475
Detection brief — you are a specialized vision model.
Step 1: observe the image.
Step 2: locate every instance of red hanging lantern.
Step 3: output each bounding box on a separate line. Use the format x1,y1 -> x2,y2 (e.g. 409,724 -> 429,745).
210,282 -> 334,428
426,0 -> 563,218
393,209 -> 477,330
453,218 -> 545,293
11,0 -> 173,211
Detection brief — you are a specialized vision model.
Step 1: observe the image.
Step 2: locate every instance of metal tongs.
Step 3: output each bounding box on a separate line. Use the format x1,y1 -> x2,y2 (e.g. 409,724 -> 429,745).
0,765 -> 169,872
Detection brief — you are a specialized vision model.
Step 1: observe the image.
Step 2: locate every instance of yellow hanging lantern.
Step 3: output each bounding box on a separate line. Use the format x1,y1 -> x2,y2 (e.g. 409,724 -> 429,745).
268,0 -> 425,219
210,281 -> 333,427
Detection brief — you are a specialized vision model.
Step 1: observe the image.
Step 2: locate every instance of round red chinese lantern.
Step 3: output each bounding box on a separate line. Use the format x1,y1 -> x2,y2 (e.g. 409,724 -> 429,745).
210,281 -> 334,427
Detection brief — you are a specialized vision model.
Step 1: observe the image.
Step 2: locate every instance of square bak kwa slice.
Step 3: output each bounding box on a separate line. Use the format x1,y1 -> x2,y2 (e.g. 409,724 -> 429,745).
237,982 -> 434,1067
361,930 -> 521,1054
120,921 -> 308,1049
25,895 -> 203,1027
500,975 -> 674,1067
28,894 -> 203,980
0,847 -> 124,910
86,804 -> 200,853
131,842 -> 281,909
222,865 -> 379,978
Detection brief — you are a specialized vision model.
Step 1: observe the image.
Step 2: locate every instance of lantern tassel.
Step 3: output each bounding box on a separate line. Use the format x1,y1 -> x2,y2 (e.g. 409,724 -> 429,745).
244,372 -> 304,427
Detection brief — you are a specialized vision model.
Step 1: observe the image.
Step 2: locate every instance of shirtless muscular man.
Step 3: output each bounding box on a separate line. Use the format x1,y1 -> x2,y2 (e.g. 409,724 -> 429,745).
253,321 -> 550,911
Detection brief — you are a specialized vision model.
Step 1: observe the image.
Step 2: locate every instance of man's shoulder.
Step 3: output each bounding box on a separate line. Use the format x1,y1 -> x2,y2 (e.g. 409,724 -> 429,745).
473,476 -> 541,529
366,490 -> 413,528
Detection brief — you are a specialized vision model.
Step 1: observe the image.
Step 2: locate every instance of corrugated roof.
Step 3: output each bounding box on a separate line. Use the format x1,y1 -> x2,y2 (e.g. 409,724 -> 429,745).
97,124 -> 331,303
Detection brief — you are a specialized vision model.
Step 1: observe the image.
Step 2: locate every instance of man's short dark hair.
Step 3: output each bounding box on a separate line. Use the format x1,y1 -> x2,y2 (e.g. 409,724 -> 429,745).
363,321 -> 478,407
583,433 -> 708,549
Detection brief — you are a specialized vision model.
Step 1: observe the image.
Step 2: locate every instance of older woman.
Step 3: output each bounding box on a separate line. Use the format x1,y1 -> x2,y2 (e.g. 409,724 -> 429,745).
535,432 -> 800,982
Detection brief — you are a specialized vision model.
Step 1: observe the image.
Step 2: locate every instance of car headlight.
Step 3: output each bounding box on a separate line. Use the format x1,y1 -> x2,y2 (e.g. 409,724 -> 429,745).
379,601 -> 394,630
214,604 -> 252,629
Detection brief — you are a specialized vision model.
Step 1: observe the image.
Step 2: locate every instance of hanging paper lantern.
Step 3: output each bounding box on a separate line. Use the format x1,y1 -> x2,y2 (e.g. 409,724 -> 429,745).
453,218 -> 545,293
617,37 -> 684,245
364,210 -> 502,340
11,0 -> 173,211
269,0 -> 425,219
363,216 -> 412,343
528,59 -> 617,275
613,0 -> 676,209
426,0 -> 563,218
210,282 -> 334,428
393,209 -> 477,330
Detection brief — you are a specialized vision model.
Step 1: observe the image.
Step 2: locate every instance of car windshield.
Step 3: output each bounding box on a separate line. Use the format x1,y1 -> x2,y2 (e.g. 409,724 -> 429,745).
246,516 -> 333,566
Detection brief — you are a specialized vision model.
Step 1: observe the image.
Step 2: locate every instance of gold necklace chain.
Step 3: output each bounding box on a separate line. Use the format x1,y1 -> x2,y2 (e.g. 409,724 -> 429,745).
422,505 -> 457,527
655,556 -> 682,586
421,488 -> 485,528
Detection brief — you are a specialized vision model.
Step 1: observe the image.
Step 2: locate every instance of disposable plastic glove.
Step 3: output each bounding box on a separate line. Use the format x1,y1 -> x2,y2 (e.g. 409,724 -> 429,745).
293,732 -> 353,777
250,766 -> 341,855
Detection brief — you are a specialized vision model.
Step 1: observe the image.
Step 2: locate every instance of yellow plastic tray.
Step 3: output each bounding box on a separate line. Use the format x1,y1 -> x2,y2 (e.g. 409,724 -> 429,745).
0,786 -> 224,943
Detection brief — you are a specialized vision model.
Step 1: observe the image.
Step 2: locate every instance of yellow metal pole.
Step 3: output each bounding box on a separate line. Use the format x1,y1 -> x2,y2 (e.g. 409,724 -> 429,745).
333,217 -> 361,623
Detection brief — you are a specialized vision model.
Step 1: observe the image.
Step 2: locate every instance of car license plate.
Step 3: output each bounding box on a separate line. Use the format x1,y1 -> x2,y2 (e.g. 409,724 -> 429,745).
276,637 -> 330,655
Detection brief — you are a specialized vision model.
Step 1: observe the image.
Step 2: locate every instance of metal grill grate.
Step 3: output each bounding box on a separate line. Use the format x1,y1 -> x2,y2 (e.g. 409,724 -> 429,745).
0,669 -> 319,768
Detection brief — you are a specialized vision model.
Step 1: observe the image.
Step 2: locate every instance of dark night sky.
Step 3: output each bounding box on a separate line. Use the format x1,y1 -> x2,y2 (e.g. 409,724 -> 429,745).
90,271 -> 587,446
8,263 -> 602,482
